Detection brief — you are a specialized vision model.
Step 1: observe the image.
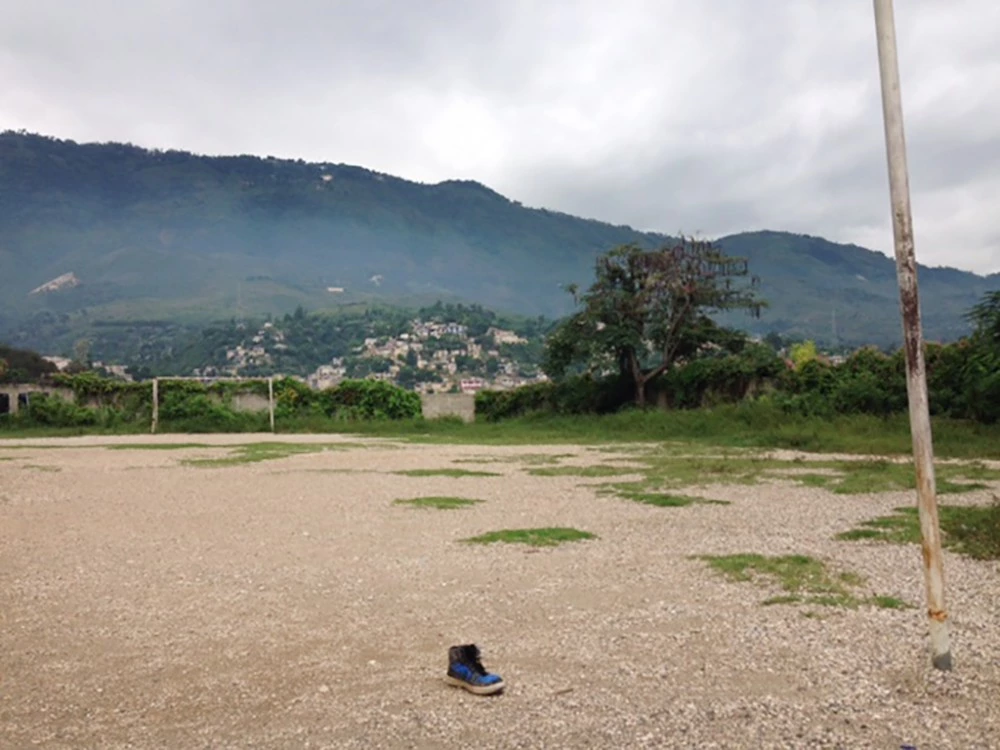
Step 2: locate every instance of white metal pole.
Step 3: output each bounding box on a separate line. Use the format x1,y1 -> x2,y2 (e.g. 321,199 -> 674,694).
873,0 -> 952,670
268,377 -> 275,433
151,378 -> 159,434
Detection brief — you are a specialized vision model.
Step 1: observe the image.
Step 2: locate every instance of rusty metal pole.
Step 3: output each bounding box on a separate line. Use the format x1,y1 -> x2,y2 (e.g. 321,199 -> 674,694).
873,0 -> 952,670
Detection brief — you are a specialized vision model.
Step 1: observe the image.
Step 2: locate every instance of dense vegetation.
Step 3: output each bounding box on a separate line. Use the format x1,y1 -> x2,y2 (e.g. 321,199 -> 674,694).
479,289 -> 1000,426
476,341 -> 995,425
2,130 -> 996,359
0,374 -> 421,432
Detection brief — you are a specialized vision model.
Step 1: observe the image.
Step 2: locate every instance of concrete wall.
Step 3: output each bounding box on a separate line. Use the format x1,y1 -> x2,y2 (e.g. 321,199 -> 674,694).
0,385 -> 75,415
230,392 -> 271,413
420,393 -> 476,423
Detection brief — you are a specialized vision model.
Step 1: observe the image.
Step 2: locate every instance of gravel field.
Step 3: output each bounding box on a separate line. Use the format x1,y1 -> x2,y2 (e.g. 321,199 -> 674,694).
1,434 -> 998,749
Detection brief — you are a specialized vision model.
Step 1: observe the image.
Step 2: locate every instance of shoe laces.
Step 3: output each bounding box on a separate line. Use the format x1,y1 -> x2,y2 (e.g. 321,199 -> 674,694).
465,646 -> 488,676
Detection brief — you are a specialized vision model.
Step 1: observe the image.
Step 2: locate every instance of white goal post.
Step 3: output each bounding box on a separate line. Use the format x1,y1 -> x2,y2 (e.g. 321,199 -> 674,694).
150,376 -> 275,434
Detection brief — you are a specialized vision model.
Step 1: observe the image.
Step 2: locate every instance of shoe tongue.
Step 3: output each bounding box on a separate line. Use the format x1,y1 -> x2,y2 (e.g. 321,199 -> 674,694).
466,646 -> 489,675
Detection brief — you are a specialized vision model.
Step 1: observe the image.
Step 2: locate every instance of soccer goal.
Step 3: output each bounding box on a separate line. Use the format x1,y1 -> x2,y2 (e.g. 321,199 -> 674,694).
149,376 -> 276,434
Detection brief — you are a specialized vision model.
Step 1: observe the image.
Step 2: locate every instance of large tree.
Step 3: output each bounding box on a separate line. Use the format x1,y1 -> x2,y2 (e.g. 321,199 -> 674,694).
543,238 -> 765,406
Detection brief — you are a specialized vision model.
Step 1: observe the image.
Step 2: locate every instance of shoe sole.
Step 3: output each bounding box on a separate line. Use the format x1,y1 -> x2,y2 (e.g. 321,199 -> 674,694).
444,675 -> 505,695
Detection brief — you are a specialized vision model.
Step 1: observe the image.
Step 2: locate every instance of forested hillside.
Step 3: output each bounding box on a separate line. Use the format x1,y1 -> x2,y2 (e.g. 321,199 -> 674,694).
1,130 -> 996,357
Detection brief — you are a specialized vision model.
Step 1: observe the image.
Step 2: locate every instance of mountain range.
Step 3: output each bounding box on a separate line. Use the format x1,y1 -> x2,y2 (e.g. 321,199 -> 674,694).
1,130 -> 997,356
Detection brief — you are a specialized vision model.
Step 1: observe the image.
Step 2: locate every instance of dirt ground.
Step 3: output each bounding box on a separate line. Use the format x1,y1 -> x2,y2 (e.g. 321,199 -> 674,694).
1,434 -> 998,749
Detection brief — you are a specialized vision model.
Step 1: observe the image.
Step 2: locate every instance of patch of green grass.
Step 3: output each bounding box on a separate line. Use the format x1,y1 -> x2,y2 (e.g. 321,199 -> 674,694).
703,554 -> 842,591
572,453 -> 787,502
837,528 -> 885,541
0,444 -> 84,450
700,553 -> 903,609
793,473 -> 839,489
871,595 -> 911,610
297,404 -> 1000,460
527,464 -> 641,478
596,442 -> 724,457
600,484 -> 731,507
836,510 -> 921,545
637,453 -> 781,488
0,425 -> 150,439
943,500 -> 1000,560
838,499 -> 1000,560
107,442 -> 213,450
5,401 -> 1000,461
395,496 -> 483,510
395,468 -> 501,478
628,492 -> 704,507
576,448 -> 1000,500
803,459 -> 998,495
19,463 -> 61,472
453,453 -> 575,466
462,527 -> 597,547
182,442 -> 361,467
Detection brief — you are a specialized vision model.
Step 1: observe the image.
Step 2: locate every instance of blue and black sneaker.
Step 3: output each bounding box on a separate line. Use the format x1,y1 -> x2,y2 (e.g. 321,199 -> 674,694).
444,644 -> 505,695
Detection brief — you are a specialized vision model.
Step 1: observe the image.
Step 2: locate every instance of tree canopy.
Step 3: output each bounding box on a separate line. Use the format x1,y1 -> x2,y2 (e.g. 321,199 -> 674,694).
0,344 -> 58,383
543,239 -> 766,405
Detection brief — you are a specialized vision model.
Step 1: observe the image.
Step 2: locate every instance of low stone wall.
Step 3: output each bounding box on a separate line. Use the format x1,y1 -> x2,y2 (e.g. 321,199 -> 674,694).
420,393 -> 475,423
0,384 -> 75,415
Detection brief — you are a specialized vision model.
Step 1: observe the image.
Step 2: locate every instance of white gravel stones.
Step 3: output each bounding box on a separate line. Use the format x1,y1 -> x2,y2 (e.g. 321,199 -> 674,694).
1,434 -> 997,748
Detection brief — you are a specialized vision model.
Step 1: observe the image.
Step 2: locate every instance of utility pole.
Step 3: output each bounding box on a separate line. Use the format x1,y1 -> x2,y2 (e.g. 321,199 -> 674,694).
872,0 -> 952,670
236,282 -> 246,329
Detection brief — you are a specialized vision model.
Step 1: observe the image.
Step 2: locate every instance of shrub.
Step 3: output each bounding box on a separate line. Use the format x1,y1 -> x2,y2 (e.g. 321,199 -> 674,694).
961,347 -> 1000,424
23,393 -> 100,426
833,348 -> 906,416
316,379 -> 421,420
272,376 -> 317,418
158,391 -> 237,425
657,344 -> 783,409
476,375 -> 631,421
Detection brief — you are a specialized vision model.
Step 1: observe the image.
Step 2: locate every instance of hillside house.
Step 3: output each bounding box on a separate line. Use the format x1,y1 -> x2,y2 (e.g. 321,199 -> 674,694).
460,377 -> 487,393
488,327 -> 527,345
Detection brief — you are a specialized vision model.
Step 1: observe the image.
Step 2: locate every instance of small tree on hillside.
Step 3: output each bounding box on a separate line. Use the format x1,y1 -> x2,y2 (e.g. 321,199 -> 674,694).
961,289 -> 1000,423
966,290 -> 1000,344
543,238 -> 765,406
789,340 -> 819,368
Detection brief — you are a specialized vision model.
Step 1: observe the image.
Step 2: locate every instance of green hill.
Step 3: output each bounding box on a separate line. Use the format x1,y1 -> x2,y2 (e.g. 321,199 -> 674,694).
715,231 -> 998,346
1,130 -> 996,356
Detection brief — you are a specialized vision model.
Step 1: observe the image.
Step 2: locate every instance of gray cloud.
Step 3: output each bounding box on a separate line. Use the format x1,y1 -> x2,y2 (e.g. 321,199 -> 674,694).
1,0 -> 998,273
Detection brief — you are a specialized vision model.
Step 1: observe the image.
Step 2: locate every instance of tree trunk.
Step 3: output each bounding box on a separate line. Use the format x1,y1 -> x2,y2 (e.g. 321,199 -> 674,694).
636,376 -> 647,407
635,364 -> 669,409
627,350 -> 647,408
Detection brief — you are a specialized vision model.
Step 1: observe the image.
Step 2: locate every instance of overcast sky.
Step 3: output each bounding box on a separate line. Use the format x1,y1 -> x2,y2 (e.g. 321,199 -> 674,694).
2,0 -> 998,274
